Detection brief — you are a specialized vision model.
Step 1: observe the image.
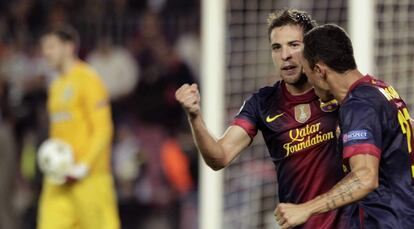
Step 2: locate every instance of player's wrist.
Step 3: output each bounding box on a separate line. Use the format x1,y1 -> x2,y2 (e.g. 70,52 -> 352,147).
187,110 -> 202,121
302,198 -> 323,216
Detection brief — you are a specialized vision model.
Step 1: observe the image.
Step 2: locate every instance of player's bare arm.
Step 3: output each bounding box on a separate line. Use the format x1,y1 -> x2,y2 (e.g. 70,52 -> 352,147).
175,83 -> 251,170
275,153 -> 379,229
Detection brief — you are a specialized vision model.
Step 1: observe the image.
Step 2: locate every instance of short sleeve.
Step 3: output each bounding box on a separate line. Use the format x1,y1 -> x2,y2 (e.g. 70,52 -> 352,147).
341,100 -> 382,159
232,95 -> 259,139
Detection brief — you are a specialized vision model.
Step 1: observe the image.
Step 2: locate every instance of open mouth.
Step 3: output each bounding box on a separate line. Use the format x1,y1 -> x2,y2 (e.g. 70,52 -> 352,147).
281,65 -> 296,71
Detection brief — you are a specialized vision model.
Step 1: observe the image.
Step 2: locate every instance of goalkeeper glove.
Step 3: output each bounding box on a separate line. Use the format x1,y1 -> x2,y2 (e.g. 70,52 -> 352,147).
66,163 -> 89,183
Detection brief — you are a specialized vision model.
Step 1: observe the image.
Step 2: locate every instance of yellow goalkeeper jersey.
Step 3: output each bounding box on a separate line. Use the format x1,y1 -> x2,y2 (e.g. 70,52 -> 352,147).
48,60 -> 113,175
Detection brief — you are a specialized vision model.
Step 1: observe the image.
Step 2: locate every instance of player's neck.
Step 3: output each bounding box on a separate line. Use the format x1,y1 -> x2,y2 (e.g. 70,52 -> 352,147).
59,56 -> 77,76
329,69 -> 365,103
284,81 -> 313,96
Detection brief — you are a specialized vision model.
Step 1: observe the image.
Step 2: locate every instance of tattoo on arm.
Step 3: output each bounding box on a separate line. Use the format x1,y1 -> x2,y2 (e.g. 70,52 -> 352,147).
321,172 -> 363,211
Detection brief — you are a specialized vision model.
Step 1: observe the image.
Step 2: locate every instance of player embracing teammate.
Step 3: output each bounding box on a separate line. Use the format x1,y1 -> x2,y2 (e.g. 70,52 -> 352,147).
275,24 -> 414,229
176,9 -> 348,229
177,8 -> 414,229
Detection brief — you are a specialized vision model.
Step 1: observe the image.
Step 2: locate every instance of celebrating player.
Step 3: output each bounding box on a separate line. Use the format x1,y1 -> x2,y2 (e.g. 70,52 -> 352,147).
275,24 -> 414,229
38,25 -> 120,229
176,9 -> 347,229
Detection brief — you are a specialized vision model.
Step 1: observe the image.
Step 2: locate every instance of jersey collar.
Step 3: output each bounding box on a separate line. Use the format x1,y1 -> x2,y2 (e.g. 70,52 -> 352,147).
281,81 -> 317,103
343,74 -> 374,103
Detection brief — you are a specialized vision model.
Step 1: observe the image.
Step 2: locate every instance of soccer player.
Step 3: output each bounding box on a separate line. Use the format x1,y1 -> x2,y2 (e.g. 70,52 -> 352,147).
275,24 -> 414,229
176,9 -> 347,229
38,25 -> 120,229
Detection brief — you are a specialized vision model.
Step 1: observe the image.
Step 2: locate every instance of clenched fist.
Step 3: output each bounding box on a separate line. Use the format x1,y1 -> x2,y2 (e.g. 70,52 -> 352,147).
275,203 -> 311,229
175,83 -> 201,117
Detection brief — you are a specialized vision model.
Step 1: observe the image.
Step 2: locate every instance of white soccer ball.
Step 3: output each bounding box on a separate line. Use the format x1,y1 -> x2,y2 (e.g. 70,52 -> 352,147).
38,138 -> 74,185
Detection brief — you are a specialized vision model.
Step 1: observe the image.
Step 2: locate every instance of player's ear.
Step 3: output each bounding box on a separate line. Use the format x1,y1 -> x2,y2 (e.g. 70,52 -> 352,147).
315,62 -> 328,80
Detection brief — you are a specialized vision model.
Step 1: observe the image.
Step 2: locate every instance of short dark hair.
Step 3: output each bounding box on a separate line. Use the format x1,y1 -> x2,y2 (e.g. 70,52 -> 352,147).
43,25 -> 80,47
267,8 -> 317,39
303,24 -> 357,73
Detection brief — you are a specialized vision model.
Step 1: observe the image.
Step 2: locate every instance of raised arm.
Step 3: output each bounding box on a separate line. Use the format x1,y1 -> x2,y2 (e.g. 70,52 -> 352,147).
175,84 -> 252,170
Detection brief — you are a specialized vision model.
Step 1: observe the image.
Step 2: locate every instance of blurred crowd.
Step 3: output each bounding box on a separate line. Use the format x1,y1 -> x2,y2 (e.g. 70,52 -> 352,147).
0,0 -> 200,228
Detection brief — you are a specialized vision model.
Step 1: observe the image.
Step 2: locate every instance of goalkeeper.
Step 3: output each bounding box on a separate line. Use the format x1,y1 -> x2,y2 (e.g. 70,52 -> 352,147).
38,25 -> 119,229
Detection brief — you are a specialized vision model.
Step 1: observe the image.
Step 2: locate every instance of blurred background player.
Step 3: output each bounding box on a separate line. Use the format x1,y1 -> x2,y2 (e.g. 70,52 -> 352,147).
176,9 -> 347,229
38,25 -> 120,229
276,24 -> 414,229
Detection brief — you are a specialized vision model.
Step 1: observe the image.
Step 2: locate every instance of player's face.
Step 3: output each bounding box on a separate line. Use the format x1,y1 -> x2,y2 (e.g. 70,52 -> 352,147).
301,57 -> 330,91
41,34 -> 67,70
270,24 -> 307,85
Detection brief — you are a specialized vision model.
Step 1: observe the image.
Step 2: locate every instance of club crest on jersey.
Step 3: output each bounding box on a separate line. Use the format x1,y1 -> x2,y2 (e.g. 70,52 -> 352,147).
320,99 -> 339,112
62,86 -> 74,101
294,104 -> 311,123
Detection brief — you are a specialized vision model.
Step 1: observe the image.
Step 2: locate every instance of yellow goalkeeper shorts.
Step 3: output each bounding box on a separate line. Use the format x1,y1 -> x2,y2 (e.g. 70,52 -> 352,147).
38,173 -> 120,229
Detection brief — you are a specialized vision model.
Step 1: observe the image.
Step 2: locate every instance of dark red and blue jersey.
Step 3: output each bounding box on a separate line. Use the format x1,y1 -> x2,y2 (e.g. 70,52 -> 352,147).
233,81 -> 347,229
339,75 -> 414,229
